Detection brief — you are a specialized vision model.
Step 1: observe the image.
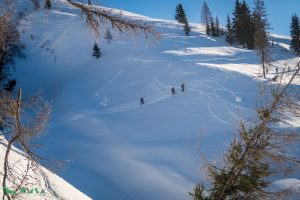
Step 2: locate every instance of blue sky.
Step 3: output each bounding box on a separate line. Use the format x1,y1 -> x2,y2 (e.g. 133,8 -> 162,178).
96,0 -> 300,35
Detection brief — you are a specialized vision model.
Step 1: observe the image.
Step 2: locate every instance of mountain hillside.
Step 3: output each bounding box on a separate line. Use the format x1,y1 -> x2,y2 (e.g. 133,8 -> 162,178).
6,1 -> 300,199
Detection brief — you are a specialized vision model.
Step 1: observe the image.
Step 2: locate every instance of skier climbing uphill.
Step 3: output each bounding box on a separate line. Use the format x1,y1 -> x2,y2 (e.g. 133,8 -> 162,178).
171,87 -> 176,95
140,97 -> 145,105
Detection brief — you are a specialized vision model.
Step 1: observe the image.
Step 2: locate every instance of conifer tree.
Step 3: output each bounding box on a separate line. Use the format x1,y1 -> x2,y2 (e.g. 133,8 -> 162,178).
226,15 -> 234,45
175,4 -> 181,22
290,14 -> 300,54
0,12 -> 24,90
232,0 -> 241,40
92,42 -> 101,59
44,0 -> 51,9
210,17 -> 216,36
241,1 -> 254,49
104,29 -> 113,44
201,1 -> 212,35
215,17 -> 220,37
183,20 -> 191,36
206,24 -> 210,35
175,4 -> 187,24
253,0 -> 271,78
232,0 -> 254,49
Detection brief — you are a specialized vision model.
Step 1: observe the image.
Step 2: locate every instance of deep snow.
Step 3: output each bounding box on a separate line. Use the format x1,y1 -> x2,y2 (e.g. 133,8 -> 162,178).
7,1 -> 300,199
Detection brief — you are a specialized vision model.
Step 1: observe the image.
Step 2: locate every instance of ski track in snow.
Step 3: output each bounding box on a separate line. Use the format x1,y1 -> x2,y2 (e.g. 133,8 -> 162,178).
58,70 -> 254,130
62,76 -> 249,129
39,169 -> 65,200
95,70 -> 124,107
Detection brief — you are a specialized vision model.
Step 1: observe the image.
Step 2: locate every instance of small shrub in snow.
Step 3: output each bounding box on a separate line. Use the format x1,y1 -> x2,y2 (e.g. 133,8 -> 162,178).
92,42 -> 102,59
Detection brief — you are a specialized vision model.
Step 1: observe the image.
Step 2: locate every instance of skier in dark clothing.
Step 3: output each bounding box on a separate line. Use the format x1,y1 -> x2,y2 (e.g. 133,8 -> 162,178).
181,83 -> 185,92
171,87 -> 176,95
140,97 -> 145,105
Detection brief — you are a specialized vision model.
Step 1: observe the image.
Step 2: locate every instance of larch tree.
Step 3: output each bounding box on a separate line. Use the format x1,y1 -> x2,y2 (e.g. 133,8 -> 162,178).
175,4 -> 181,23
220,28 -> 224,36
0,12 -> 24,90
290,14 -> 300,54
226,15 -> 234,45
253,0 -> 271,79
232,0 -> 242,42
215,16 -> 220,37
93,42 -> 102,59
4,0 -> 156,38
60,0 -> 157,40
210,17 -> 216,37
175,3 -> 187,24
44,0 -> 51,10
240,1 -> 254,49
201,1 -> 212,35
104,28 -> 113,44
232,0 -> 254,49
183,20 -> 191,36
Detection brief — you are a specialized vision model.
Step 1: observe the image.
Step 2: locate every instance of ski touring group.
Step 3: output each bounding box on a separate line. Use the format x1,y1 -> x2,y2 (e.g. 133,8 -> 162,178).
140,83 -> 185,105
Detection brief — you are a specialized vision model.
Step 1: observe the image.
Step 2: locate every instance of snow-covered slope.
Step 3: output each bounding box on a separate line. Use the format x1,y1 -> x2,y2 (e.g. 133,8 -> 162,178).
9,1 -> 300,199
0,137 -> 91,200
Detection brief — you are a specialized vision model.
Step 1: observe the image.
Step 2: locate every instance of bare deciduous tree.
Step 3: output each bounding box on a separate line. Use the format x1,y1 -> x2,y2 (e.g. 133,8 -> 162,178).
3,0 -> 158,41
201,1 -> 212,35
0,89 -> 51,200
65,0 -> 157,39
